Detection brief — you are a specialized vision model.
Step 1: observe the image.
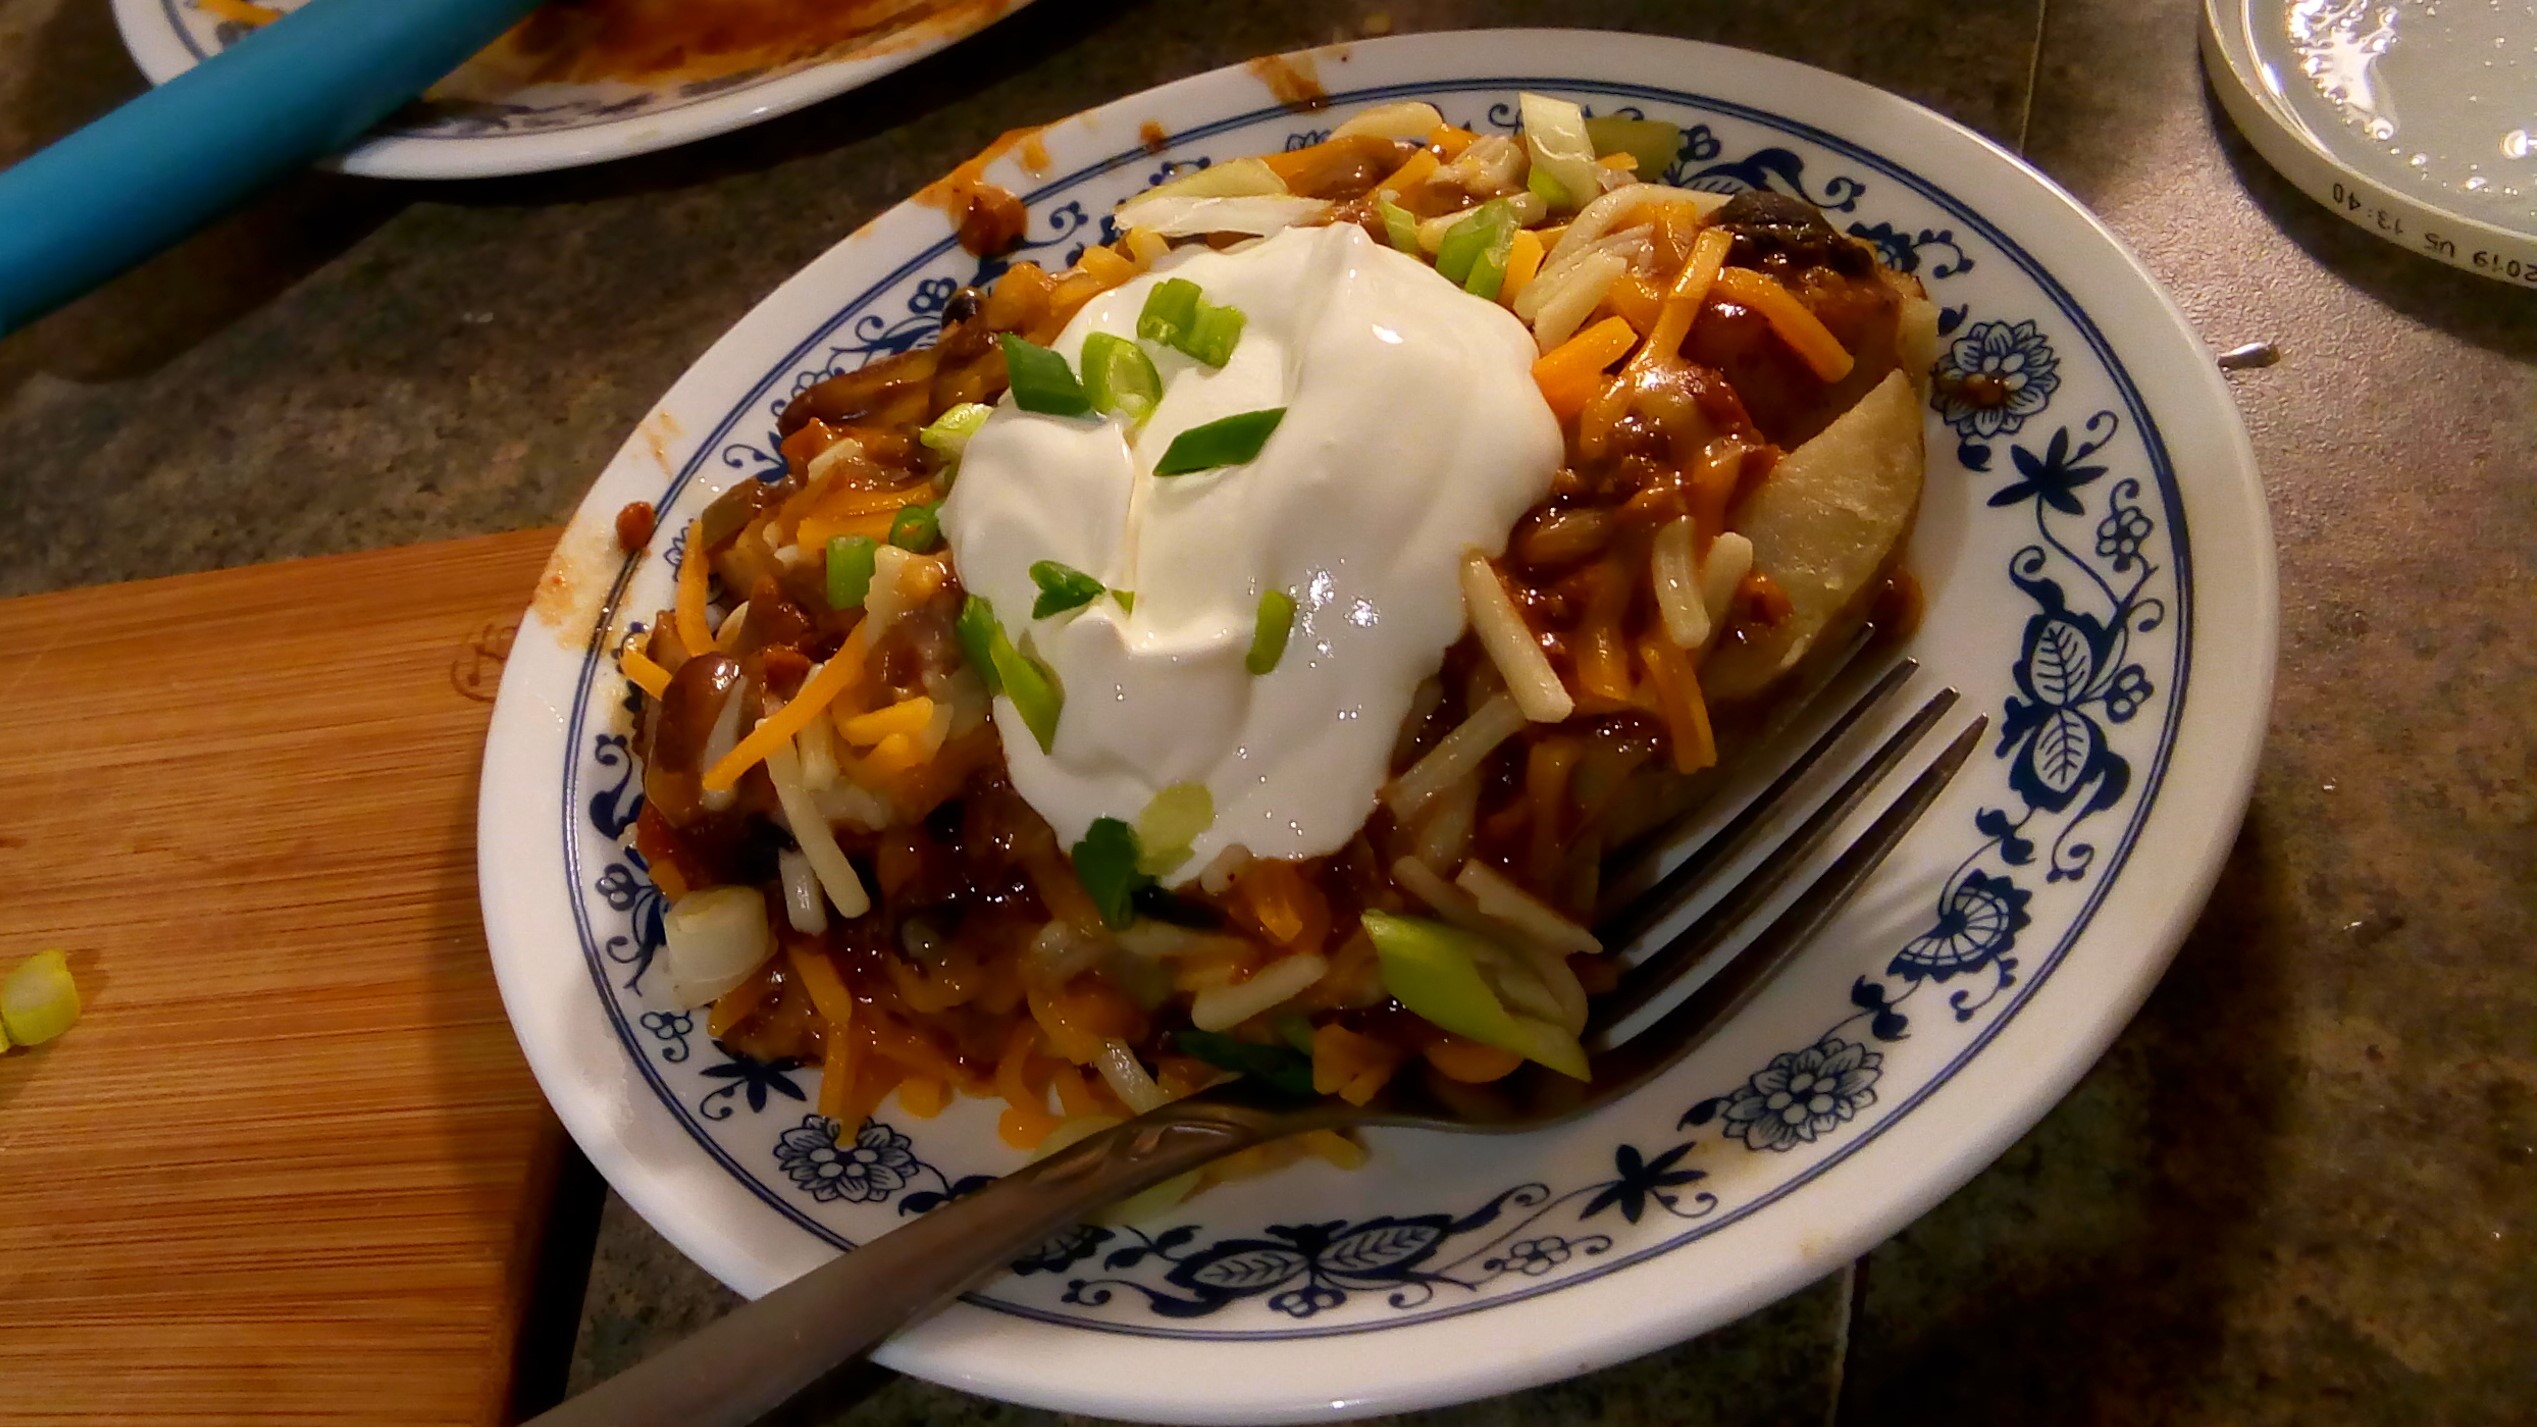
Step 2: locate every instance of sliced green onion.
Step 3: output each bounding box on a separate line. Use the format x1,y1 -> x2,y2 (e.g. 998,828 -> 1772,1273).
1273,1012 -> 1319,1055
1172,1029 -> 1315,1098
1518,92 -> 1601,214
1246,589 -> 1296,675
1030,559 -> 1107,618
1433,199 -> 1514,286
1137,278 -> 1203,345
825,535 -> 877,610
1366,911 -> 1509,1046
1378,196 -> 1421,254
1,948 -> 80,1048
887,501 -> 942,552
1390,194 -> 1430,252
1463,221 -> 1518,301
919,401 -> 993,461
956,595 -> 1004,695
1180,303 -> 1246,367
1132,277 -> 1244,365
1525,163 -> 1573,209
1080,331 -> 1163,422
1363,912 -> 1589,1080
999,333 -> 1092,417
992,636 -> 1064,752
1071,816 -> 1154,929
1111,589 -> 1136,614
1153,407 -> 1286,476
1134,782 -> 1214,875
1585,115 -> 1685,181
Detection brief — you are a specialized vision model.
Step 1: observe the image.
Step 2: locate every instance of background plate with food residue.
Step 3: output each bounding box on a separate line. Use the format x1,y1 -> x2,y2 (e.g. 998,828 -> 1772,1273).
109,0 -> 1039,180
2200,0 -> 2537,284
479,29 -> 2276,1423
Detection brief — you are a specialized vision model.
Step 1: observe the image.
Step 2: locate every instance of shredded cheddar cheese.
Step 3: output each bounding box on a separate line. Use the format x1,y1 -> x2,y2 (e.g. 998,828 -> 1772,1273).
1311,1023 -> 1404,1106
839,696 -> 936,746
897,1074 -> 949,1118
1425,124 -> 1478,159
672,519 -> 713,656
1373,147 -> 1440,196
801,485 -> 919,519
1530,316 -> 1638,424
1709,267 -> 1856,382
701,617 -> 878,792
1635,632 -> 1719,774
816,1024 -> 858,1120
197,0 -> 279,24
1636,224 -> 1735,372
995,1022 -> 1061,1149
858,731 -> 925,781
1422,1035 -> 1524,1083
1074,243 -> 1135,285
788,945 -> 857,1028
1601,273 -> 1663,333
1499,229 -> 1546,308
619,642 -> 673,699
1580,225 -> 1736,455
1302,1129 -> 1368,1169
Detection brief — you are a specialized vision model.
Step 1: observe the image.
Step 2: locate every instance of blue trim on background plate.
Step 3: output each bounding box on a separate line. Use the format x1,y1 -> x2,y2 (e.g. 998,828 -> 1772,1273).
158,0 -> 213,62
556,74 -> 2194,1341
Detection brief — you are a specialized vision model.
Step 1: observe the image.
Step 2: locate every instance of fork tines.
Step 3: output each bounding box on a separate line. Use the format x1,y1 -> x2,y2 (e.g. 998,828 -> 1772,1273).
1582,662 -> 1987,1081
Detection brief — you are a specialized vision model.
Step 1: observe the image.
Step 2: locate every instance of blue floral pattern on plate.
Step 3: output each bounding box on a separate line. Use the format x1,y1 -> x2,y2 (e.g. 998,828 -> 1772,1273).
1713,1037 -> 1883,1151
549,75 -> 2190,1341
1933,319 -> 2063,440
776,1117 -> 922,1203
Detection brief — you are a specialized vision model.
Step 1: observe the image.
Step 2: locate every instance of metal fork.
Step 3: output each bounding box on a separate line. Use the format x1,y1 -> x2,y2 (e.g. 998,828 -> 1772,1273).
531,663 -> 1985,1427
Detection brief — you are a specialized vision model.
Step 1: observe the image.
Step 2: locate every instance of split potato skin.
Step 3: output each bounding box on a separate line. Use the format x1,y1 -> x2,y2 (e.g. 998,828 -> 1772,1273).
1701,366 -> 1929,706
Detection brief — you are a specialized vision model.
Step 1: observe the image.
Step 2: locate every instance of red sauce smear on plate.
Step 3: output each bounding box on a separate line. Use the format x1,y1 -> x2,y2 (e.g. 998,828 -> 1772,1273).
1015,129 -> 1052,175
914,126 -> 1043,256
1246,53 -> 1330,112
615,500 -> 657,553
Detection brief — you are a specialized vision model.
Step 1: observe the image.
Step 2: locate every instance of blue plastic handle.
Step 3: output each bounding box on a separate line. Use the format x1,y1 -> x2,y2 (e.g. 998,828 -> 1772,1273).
0,0 -> 541,334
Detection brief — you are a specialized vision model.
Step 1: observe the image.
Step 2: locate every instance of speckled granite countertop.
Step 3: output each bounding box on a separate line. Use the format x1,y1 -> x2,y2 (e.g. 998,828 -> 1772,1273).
4,0 -> 2529,1422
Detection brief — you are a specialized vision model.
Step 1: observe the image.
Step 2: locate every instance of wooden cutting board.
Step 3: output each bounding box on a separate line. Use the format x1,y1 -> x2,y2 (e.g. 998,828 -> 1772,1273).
0,528 -> 576,1427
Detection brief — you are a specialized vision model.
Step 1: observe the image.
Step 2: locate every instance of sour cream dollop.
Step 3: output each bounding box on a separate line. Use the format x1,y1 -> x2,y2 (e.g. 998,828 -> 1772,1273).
940,222 -> 1562,882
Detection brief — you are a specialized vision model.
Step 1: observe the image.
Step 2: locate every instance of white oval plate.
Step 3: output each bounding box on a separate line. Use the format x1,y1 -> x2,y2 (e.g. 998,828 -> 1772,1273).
482,30 -> 2276,1422
109,0 -> 1036,180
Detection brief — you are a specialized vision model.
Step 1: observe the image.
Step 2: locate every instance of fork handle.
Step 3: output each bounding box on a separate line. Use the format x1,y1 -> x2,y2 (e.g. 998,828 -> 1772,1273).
529,1102 -> 1284,1427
